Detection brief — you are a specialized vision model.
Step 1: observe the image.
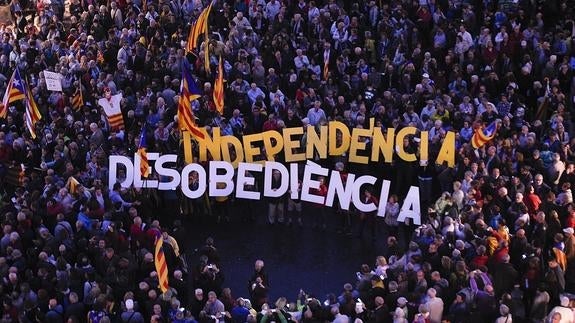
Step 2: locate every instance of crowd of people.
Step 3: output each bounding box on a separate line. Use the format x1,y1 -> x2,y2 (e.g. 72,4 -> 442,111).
1,0 -> 575,321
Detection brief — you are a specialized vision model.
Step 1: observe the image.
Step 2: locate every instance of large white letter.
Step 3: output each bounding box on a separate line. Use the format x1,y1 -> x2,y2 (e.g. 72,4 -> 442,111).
134,153 -> 159,188
181,164 -> 206,199
351,175 -> 377,212
300,164 -> 329,204
263,162 -> 289,198
109,155 -> 134,190
376,180 -> 392,217
209,161 -> 235,197
398,186 -> 422,225
236,162 -> 262,200
156,154 -> 181,190
325,170 -> 355,210
289,163 -> 300,199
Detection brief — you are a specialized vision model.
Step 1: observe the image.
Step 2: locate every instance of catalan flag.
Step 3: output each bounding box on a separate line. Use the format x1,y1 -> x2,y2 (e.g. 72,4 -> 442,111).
138,126 -> 150,178
97,50 -> 104,65
213,56 -> 224,114
154,237 -> 170,293
24,86 -> 42,139
323,61 -> 329,80
186,2 -> 212,53
71,85 -> 84,111
66,176 -> 80,194
2,68 -> 27,118
178,60 -> 205,139
471,120 -> 498,149
204,37 -> 211,73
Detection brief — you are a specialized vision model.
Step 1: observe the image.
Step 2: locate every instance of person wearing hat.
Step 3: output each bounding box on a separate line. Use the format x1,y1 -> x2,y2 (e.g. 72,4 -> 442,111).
120,298 -> 144,322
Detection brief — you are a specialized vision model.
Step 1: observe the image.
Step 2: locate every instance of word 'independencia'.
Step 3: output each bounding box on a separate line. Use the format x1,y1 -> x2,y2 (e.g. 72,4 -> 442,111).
182,122 -> 456,168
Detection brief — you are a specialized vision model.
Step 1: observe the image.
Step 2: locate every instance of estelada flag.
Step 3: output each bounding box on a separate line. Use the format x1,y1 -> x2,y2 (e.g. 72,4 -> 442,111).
471,120 -> 497,149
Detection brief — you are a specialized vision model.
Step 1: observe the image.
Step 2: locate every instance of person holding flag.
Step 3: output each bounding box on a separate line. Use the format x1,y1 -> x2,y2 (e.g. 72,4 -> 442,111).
471,119 -> 500,149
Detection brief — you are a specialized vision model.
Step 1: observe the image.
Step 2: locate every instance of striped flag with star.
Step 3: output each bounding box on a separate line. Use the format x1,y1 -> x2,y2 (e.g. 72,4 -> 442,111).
177,60 -> 205,139
1,68 -> 27,118
213,56 -> 224,114
138,126 -> 150,178
154,237 -> 170,293
471,120 -> 498,149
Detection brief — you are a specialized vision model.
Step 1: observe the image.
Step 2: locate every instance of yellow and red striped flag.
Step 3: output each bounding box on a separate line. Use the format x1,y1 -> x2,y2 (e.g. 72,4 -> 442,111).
154,237 -> 169,293
24,86 -> 42,139
323,61 -> 329,80
71,85 -> 84,111
213,56 -> 224,114
138,126 -> 149,178
97,50 -> 105,65
178,60 -> 205,139
186,2 -> 212,53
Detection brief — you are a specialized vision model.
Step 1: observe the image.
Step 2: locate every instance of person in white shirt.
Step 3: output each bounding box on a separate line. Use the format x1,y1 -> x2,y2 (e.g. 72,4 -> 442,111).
457,25 -> 473,51
420,100 -> 436,120
548,296 -> 574,323
264,0 -> 281,21
293,49 -> 310,73
247,83 -> 265,104
424,288 -> 444,323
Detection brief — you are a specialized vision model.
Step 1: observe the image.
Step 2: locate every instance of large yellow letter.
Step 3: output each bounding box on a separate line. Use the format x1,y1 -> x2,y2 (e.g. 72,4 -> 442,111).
436,131 -> 455,167
282,127 -> 305,162
199,127 -> 222,162
419,131 -> 429,162
396,127 -> 417,162
349,127 -> 372,164
306,125 -> 328,159
242,133 -> 263,164
183,131 -> 194,164
221,135 -> 244,168
371,128 -> 394,163
329,121 -> 351,156
262,131 -> 284,162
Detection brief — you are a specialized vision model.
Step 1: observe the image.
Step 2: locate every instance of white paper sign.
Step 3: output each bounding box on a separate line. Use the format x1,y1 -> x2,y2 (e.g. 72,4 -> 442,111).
43,71 -> 63,92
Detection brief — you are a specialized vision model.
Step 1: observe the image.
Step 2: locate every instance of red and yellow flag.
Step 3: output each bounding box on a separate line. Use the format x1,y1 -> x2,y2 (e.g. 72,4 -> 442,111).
25,87 -> 42,139
154,237 -> 169,293
186,3 -> 212,53
71,85 -> 84,111
213,56 -> 224,114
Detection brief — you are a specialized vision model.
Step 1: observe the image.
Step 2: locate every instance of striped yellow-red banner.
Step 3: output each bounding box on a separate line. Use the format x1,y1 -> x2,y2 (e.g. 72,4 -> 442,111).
108,113 -> 124,130
154,237 -> 169,293
213,56 -> 224,114
186,3 -> 212,53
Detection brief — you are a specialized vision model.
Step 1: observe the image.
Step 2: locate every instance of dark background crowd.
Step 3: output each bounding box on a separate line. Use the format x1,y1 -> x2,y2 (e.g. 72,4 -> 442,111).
1,0 -> 575,322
